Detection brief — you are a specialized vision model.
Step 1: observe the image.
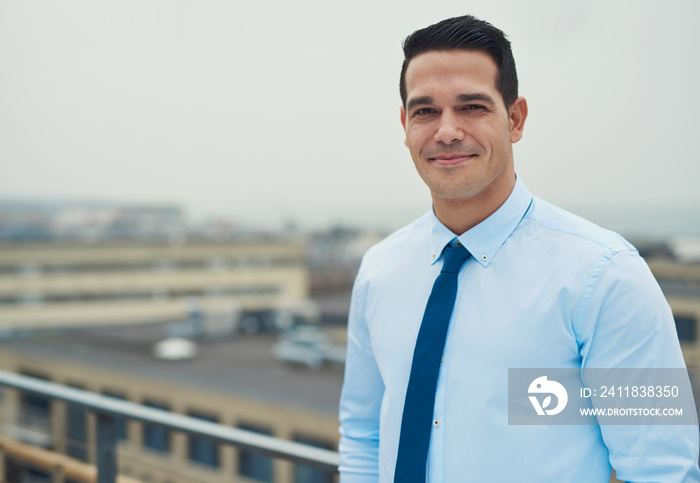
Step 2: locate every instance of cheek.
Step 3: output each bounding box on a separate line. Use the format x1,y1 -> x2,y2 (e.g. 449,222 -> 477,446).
407,128 -> 432,152
480,125 -> 510,151
404,133 -> 421,154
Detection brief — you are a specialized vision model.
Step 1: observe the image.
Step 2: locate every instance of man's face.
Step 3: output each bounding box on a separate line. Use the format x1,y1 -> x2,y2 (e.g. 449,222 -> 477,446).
400,50 -> 526,202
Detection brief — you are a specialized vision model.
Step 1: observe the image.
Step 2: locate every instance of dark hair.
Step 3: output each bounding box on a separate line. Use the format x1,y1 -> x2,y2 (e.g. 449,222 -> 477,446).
400,15 -> 518,108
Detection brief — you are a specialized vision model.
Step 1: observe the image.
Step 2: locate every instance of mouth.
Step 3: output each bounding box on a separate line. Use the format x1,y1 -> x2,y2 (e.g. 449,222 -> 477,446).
428,154 -> 477,167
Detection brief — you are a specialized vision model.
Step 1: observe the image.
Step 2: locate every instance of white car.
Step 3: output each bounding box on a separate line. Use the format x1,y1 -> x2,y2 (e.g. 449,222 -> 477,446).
271,326 -> 345,369
153,337 -> 198,361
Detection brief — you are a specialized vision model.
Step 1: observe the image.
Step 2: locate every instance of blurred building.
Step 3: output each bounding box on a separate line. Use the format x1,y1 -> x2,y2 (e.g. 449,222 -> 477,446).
0,237 -> 334,483
0,240 -> 313,336
305,226 -> 384,297
0,201 -> 186,243
647,257 -> 700,367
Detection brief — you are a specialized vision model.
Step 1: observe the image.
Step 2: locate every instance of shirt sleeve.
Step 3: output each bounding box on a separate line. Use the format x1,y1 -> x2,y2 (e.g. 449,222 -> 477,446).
338,265 -> 386,482
576,249 -> 700,483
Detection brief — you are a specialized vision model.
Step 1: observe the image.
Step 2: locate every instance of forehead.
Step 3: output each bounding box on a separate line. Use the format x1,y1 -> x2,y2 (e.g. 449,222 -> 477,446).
404,50 -> 500,101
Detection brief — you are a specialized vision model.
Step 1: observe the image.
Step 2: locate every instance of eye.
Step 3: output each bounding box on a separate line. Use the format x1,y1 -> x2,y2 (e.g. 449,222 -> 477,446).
463,104 -> 486,111
412,107 -> 436,117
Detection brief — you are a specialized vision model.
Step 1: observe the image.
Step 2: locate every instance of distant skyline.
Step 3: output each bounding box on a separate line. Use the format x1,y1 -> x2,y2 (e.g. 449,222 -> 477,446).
1,1 -> 699,236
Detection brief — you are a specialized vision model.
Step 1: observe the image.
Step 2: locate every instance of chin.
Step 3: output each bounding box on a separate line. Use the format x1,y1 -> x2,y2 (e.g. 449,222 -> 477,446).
425,176 -> 481,198
431,186 -> 482,200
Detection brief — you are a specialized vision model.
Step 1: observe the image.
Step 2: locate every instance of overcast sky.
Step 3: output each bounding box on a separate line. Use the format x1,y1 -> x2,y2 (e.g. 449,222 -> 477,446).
1,0 -> 698,235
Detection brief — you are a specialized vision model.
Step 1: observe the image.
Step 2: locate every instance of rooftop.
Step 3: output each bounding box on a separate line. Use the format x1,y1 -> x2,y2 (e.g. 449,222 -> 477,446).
0,322 -> 345,415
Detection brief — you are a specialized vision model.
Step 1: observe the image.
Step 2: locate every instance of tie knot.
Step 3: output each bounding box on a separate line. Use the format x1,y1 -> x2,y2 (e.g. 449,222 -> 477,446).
440,244 -> 470,273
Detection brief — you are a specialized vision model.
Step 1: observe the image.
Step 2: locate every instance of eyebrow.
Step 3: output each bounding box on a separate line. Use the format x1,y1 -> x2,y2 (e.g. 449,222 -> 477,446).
456,93 -> 497,105
406,96 -> 434,112
406,93 -> 497,112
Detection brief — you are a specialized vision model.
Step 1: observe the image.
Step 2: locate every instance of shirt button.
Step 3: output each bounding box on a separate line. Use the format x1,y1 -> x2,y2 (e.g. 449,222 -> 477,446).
441,355 -> 445,362
432,253 -> 436,260
481,254 -> 488,261
455,241 -> 462,247
433,419 -> 440,427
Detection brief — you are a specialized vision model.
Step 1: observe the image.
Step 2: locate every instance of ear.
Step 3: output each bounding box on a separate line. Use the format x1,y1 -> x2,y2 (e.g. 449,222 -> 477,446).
400,106 -> 408,147
508,97 -> 528,143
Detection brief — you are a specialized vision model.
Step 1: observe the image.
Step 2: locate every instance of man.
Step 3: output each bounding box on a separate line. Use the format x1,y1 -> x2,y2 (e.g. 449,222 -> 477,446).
338,15 -> 700,483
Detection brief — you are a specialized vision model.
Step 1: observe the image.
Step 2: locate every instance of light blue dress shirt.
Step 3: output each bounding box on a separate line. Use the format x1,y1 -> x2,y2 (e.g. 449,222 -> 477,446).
338,177 -> 700,482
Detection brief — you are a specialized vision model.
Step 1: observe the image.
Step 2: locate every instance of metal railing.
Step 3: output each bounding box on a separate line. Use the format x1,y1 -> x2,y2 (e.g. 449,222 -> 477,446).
0,369 -> 340,482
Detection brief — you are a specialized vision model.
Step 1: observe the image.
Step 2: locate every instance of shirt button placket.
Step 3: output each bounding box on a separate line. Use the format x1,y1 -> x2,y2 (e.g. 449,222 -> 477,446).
430,410 -> 445,482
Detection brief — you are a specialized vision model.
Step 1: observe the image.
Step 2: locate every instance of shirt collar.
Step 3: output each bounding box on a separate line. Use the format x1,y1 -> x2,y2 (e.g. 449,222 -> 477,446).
428,176 -> 533,267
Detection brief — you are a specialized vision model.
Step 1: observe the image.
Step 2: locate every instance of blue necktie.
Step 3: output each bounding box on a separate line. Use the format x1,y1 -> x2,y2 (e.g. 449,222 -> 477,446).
394,243 -> 470,482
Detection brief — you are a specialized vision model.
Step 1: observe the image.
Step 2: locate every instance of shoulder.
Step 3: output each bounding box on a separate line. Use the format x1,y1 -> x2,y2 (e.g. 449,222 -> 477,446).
520,197 -> 637,259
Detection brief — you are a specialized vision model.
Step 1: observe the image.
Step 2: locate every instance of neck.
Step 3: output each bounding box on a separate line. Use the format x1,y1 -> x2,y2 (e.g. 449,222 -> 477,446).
432,172 -> 516,235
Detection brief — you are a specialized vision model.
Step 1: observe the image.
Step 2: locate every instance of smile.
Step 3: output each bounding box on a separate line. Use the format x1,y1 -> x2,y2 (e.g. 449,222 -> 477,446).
428,154 -> 477,167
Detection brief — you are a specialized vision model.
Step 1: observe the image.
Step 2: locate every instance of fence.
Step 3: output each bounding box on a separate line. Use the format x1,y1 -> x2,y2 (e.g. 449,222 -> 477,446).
0,369 -> 340,483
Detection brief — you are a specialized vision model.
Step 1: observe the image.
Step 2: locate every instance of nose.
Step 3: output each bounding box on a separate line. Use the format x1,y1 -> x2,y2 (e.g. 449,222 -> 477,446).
434,111 -> 465,144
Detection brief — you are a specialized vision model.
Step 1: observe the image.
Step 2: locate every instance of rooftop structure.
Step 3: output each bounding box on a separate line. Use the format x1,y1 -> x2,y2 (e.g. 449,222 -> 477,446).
0,240 -> 313,334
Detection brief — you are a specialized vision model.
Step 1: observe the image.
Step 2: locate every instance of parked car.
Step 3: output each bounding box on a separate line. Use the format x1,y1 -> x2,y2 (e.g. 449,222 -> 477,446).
271,326 -> 345,370
153,337 -> 198,361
